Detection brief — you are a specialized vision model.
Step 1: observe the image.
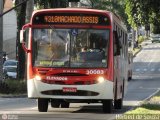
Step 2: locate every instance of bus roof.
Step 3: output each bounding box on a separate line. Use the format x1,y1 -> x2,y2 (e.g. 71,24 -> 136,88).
32,8 -> 112,15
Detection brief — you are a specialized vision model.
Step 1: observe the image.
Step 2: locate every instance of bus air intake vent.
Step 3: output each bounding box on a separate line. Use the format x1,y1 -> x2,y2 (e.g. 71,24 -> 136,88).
41,90 -> 99,96
41,80 -> 97,85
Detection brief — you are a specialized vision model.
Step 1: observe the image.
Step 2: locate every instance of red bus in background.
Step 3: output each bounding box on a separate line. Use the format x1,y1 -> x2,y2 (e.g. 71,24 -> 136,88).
20,8 -> 128,113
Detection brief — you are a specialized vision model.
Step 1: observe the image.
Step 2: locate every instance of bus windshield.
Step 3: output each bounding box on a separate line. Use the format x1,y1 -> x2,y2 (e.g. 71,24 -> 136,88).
32,28 -> 109,68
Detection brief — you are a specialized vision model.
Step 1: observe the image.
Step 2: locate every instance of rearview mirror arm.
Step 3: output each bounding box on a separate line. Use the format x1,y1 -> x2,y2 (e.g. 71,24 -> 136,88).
20,23 -> 32,53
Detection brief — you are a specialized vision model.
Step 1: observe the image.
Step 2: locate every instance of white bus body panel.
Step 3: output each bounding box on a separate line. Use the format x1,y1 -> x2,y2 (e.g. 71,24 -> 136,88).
27,79 -> 114,100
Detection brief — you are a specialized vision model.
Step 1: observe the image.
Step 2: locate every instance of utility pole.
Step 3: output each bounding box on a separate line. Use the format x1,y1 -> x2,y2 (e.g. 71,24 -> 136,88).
0,0 -> 4,81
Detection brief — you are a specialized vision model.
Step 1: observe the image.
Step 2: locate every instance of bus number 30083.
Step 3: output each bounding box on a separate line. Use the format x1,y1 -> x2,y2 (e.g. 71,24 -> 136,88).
86,70 -> 104,75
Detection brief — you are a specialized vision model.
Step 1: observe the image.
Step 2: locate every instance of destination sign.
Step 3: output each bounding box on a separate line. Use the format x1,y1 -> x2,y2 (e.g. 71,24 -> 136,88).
32,13 -> 110,25
44,16 -> 99,24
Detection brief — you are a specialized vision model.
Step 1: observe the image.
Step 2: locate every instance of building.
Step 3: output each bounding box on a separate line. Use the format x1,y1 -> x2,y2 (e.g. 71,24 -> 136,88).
3,0 -> 17,59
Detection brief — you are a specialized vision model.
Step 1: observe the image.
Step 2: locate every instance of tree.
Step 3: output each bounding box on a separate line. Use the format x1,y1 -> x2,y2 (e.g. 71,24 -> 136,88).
125,0 -> 160,33
15,0 -> 27,79
34,0 -> 68,9
83,0 -> 129,29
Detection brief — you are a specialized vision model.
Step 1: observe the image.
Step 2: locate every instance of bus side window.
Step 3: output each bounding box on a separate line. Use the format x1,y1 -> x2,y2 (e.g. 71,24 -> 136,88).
113,31 -> 121,56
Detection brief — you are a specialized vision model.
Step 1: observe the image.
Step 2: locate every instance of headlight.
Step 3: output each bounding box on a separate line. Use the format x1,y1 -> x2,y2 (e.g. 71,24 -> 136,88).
97,76 -> 105,83
35,75 -> 42,81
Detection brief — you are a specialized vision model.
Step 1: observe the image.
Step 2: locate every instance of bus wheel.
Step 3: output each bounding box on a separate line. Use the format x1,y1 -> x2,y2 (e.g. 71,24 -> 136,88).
61,101 -> 70,108
102,100 -> 113,113
114,98 -> 123,109
128,70 -> 132,81
38,98 -> 48,112
51,99 -> 60,108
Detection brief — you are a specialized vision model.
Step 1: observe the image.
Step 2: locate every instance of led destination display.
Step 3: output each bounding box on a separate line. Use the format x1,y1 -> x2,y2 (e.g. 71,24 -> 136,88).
44,16 -> 99,24
32,13 -> 110,25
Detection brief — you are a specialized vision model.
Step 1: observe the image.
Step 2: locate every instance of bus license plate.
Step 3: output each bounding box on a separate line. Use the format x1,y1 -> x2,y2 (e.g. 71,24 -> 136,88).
63,87 -> 77,93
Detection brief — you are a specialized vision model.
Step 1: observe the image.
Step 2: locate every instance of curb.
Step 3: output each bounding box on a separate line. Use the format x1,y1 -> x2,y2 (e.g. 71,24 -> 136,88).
124,89 -> 160,114
0,94 -> 27,98
133,47 -> 142,57
115,90 -> 160,120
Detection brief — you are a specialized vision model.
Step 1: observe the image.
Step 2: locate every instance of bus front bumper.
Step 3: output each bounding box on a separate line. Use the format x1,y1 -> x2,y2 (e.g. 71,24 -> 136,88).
27,79 -> 114,100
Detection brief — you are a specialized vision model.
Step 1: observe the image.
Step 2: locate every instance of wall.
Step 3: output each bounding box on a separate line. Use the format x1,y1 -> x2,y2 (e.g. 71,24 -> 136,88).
3,0 -> 17,59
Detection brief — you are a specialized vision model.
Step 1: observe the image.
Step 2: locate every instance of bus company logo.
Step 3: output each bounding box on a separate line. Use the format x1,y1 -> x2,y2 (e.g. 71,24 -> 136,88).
63,70 -> 78,73
46,76 -> 67,81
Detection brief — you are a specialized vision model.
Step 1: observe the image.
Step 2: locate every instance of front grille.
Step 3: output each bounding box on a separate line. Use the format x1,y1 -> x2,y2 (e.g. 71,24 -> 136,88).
42,80 -> 65,84
41,80 -> 97,85
41,90 -> 99,96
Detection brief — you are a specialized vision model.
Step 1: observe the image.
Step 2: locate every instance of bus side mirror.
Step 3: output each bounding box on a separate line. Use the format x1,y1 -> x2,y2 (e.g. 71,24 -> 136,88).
20,23 -> 31,53
20,30 -> 24,43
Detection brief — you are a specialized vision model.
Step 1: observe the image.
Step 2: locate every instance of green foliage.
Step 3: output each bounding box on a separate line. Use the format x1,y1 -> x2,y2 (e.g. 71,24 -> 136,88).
125,0 -> 139,29
152,24 -> 160,34
26,0 -> 129,31
125,0 -> 160,33
0,80 -> 27,94
34,0 -> 68,9
123,92 -> 160,115
87,0 -> 111,9
142,103 -> 160,111
88,0 -> 129,29
138,35 -> 145,44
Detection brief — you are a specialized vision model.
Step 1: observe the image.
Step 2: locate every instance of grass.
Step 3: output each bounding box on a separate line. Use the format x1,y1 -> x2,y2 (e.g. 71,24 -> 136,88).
0,79 -> 27,94
116,91 -> 160,120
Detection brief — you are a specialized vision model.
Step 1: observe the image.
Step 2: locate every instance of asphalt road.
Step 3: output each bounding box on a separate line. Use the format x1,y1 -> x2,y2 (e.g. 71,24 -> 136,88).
0,41 -> 160,120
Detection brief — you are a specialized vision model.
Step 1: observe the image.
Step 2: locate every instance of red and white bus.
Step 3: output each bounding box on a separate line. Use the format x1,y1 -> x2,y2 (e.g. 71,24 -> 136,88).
20,8 -> 128,113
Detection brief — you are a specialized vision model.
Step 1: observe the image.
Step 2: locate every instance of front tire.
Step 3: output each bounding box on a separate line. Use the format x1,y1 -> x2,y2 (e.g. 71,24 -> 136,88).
114,98 -> 123,109
51,99 -> 61,108
102,100 -> 113,113
128,70 -> 132,81
38,98 -> 49,112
